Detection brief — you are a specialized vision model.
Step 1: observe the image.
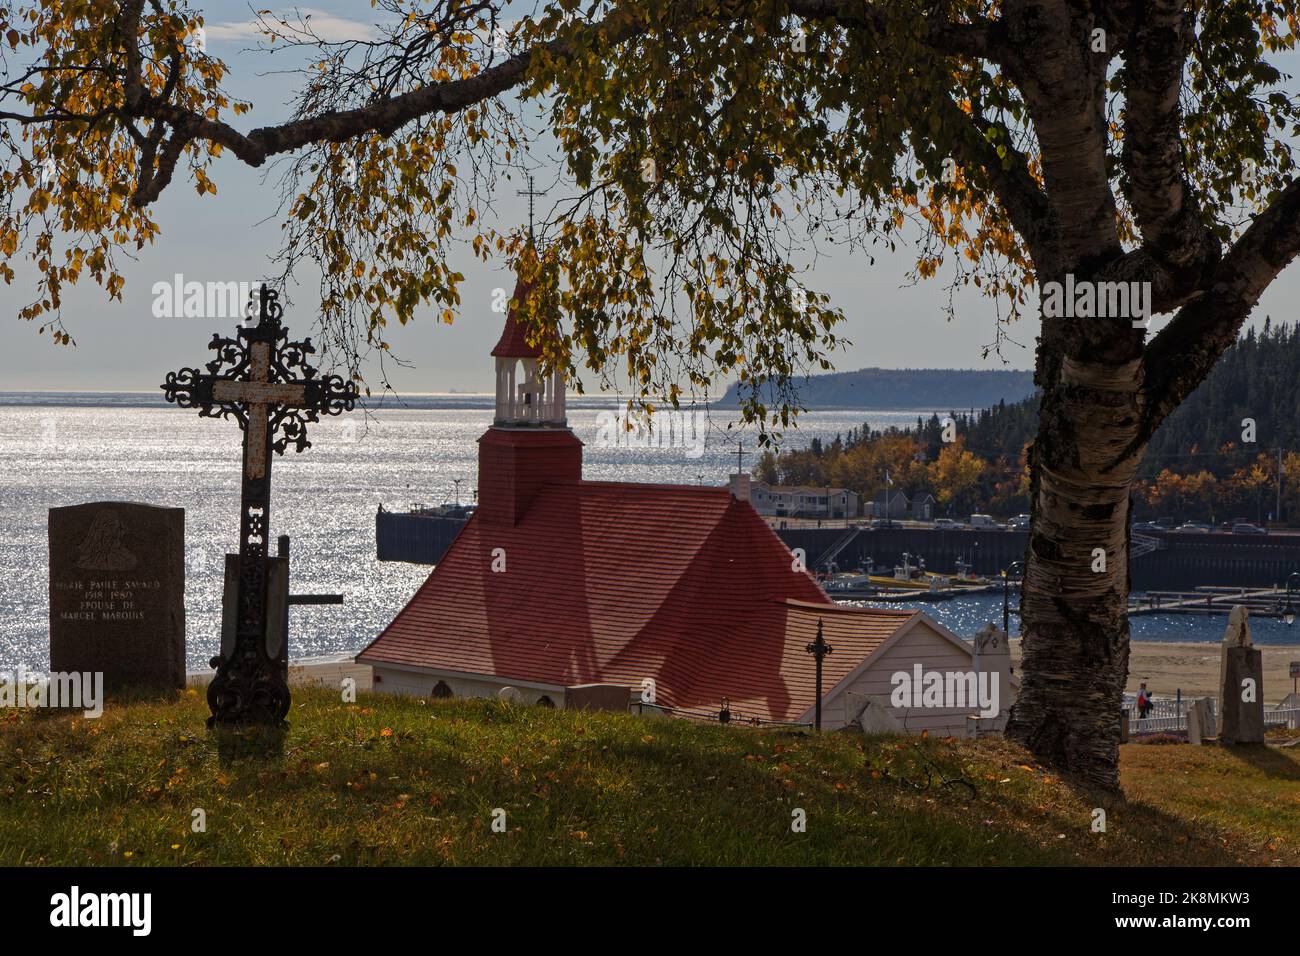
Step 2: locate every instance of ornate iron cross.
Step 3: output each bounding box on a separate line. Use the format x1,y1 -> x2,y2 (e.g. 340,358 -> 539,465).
806,619 -> 834,731
162,285 -> 358,727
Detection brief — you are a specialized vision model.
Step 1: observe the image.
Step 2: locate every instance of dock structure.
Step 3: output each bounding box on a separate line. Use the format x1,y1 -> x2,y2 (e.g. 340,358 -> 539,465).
375,505 -> 469,564
776,525 -> 1300,591
1128,586 -> 1285,617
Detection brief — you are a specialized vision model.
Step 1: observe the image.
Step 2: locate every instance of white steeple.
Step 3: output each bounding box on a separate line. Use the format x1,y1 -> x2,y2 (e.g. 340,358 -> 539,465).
490,275 -> 566,428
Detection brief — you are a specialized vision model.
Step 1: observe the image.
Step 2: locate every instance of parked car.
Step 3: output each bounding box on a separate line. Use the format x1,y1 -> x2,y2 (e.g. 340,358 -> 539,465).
933,517 -> 960,529
968,514 -> 1004,529
1174,521 -> 1212,533
1007,514 -> 1031,531
1132,521 -> 1163,532
1231,522 -> 1268,535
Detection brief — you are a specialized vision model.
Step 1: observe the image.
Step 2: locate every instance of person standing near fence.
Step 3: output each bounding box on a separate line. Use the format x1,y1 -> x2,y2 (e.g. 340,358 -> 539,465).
1137,682 -> 1150,719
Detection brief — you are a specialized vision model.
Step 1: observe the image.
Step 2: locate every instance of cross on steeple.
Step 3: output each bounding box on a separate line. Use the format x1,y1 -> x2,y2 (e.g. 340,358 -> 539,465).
516,174 -> 549,241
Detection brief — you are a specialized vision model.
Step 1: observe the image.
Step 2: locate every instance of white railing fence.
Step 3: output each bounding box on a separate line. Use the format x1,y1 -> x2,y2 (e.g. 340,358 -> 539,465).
1265,708 -> 1300,730
1127,699 -> 1300,734
1122,693 -> 1202,720
1130,715 -> 1187,734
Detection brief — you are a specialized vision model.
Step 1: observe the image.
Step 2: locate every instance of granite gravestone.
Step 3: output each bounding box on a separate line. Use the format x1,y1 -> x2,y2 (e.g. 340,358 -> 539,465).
48,502 -> 185,691
972,623 -> 1013,731
1187,697 -> 1215,745
1217,605 -> 1265,745
856,696 -> 904,734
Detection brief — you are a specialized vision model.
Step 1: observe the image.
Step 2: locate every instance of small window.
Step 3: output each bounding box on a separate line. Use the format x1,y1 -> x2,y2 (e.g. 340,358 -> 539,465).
431,680 -> 453,699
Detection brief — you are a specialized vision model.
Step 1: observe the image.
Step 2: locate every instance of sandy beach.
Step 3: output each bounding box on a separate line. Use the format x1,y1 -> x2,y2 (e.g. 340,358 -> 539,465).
1013,639 -> 1299,704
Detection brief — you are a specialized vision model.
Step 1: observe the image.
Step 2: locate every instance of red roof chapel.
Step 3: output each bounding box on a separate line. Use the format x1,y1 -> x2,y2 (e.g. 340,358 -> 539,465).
358,283 -> 922,723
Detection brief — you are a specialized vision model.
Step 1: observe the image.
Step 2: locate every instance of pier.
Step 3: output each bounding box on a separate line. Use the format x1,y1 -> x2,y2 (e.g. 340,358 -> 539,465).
775,525 -> 1300,591
1127,586 -> 1287,617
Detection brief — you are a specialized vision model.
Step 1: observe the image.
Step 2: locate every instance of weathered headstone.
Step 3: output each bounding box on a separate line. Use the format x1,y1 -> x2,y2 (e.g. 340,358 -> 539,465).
1218,605 -> 1265,744
973,623 -> 1013,730
1187,697 -> 1214,745
48,502 -> 185,691
857,696 -> 904,734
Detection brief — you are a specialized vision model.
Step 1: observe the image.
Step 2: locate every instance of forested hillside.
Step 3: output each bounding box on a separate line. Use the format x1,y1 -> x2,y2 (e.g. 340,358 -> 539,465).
760,321 -> 1300,523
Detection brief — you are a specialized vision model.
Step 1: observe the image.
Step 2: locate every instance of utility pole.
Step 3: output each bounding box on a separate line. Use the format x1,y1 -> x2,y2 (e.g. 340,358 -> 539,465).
884,469 -> 892,526
1279,446 -> 1284,525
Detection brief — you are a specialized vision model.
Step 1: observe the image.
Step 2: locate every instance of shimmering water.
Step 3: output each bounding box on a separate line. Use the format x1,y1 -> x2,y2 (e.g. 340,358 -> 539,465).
0,393 -> 924,674
848,592 -> 1300,645
5,393 -> 1288,676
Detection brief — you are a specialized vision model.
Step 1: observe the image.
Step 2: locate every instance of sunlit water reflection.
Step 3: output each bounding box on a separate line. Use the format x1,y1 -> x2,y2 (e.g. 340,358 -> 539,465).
5,394 -> 1287,677
0,394 -> 925,673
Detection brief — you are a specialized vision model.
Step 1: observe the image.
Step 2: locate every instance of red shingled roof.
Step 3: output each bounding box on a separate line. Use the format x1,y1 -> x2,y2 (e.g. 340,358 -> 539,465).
491,277 -> 543,358
359,478 -> 919,723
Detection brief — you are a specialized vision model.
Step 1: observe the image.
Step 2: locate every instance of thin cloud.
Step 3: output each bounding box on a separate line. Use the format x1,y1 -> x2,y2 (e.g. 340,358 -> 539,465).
206,8 -> 378,44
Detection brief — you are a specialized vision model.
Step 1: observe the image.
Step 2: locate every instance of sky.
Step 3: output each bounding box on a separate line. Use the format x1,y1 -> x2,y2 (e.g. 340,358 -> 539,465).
2,1 -> 1298,395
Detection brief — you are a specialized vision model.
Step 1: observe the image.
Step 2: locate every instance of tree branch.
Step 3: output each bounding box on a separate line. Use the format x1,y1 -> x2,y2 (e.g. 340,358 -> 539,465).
1120,0 -> 1219,299
942,97 -> 1054,263
41,1 -> 1017,209
101,4 -> 649,205
1141,175 -> 1300,437
788,0 -> 1012,64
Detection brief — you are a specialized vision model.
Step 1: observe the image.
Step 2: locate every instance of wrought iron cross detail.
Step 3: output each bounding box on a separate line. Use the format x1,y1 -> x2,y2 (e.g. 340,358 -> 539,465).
162,285 -> 358,727
806,619 -> 834,731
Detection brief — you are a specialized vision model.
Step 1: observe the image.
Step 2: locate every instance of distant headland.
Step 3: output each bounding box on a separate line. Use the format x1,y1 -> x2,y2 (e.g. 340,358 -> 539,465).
717,367 -> 1036,410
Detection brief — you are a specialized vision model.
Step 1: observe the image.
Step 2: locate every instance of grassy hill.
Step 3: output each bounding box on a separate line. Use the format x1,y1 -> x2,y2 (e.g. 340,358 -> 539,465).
0,688 -> 1295,866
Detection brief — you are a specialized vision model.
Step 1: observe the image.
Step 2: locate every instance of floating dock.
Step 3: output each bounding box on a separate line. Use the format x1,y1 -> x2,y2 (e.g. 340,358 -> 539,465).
1128,586 -> 1287,617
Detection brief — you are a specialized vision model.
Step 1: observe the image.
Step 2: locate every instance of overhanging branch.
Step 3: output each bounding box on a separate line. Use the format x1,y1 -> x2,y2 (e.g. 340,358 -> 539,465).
1120,0 -> 1218,299
1141,174 -> 1300,438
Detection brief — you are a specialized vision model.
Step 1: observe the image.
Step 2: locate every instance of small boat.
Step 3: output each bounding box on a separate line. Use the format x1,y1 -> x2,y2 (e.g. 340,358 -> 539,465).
822,573 -> 879,597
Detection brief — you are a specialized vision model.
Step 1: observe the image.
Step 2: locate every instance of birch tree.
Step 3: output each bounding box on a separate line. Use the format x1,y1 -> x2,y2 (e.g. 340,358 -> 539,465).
5,0 -> 1300,789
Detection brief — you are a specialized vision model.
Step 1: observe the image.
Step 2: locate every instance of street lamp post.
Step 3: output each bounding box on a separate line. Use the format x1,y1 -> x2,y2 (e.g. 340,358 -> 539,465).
1003,561 -> 1024,636
1284,572 -> 1299,626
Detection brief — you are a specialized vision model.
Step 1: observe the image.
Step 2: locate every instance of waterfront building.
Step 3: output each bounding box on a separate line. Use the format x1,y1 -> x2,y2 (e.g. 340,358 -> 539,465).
751,482 -> 861,519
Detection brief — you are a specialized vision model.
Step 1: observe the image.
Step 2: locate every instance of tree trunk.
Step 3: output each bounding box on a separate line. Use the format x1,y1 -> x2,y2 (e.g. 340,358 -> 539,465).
1006,343 -> 1146,793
